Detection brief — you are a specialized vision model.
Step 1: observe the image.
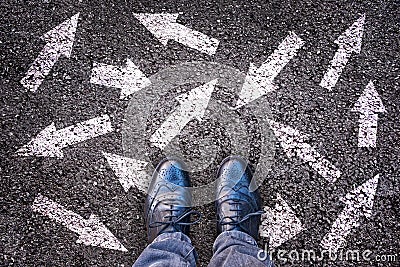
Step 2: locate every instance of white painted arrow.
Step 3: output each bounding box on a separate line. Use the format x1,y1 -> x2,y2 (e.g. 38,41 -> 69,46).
20,13 -> 80,92
259,193 -> 304,248
320,14 -> 365,90
352,81 -> 385,148
268,119 -> 341,183
236,32 -> 304,108
133,13 -> 220,55
32,194 -> 127,252
103,152 -> 149,193
321,175 -> 379,252
90,59 -> 151,99
17,115 -> 113,158
150,79 -> 218,150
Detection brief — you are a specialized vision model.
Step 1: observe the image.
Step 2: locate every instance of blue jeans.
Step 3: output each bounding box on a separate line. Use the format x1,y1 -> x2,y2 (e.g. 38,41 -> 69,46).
133,231 -> 273,267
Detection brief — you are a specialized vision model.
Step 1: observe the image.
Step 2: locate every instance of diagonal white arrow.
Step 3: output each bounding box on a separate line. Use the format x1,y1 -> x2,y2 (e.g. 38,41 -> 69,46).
103,152 -> 149,193
16,115 -> 113,158
320,174 -> 379,252
90,58 -> 151,99
268,119 -> 341,183
236,31 -> 304,108
150,79 -> 218,150
259,193 -> 304,248
352,81 -> 385,148
21,13 -> 80,92
133,13 -> 220,55
32,194 -> 127,252
320,14 -> 365,90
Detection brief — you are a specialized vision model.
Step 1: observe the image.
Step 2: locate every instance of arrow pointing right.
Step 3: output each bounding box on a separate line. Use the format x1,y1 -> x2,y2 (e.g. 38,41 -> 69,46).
21,13 -> 80,92
259,193 -> 304,248
90,59 -> 151,99
352,81 -> 386,148
150,79 -> 218,150
320,175 -> 380,252
32,194 -> 127,252
133,13 -> 220,55
320,14 -> 365,90
268,119 -> 341,183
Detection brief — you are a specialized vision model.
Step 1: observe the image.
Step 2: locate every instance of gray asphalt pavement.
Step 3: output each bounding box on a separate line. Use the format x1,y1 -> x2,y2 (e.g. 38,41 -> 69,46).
1,0 -> 399,266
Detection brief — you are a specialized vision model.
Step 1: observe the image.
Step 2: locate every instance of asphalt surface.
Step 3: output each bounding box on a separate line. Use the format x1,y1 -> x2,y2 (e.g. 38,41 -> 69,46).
1,0 -> 399,266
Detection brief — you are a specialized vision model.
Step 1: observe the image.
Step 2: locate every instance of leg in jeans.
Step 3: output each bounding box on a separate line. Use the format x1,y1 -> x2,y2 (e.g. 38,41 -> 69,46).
133,232 -> 197,267
208,231 -> 273,267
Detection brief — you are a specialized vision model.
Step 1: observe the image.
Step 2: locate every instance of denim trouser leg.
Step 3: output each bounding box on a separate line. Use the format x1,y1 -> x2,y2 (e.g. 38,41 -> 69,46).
208,230 -> 273,267
133,232 -> 197,267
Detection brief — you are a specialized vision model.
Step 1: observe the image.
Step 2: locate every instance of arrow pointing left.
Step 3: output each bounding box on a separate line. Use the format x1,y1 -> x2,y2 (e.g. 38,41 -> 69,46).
16,115 -> 113,158
150,79 -> 218,150
20,13 -> 80,92
32,194 -> 127,252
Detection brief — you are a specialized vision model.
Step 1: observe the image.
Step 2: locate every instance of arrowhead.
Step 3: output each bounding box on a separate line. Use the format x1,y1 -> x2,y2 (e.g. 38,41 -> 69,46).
120,59 -> 151,99
352,81 -> 386,113
335,14 -> 365,53
340,174 -> 379,218
42,13 -> 80,57
175,79 -> 218,121
103,152 -> 149,193
259,193 -> 304,248
76,214 -> 128,252
236,63 -> 277,108
16,123 -> 63,158
133,13 -> 179,45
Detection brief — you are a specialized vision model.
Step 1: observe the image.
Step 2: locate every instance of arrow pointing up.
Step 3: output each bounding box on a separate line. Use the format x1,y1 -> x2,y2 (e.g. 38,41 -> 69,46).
320,14 -> 365,90
16,115 -> 113,158
268,119 -> 341,183
133,13 -> 220,55
103,152 -> 149,193
352,81 -> 385,148
150,79 -> 218,150
259,193 -> 304,248
321,175 -> 379,252
90,59 -> 151,99
236,31 -> 304,108
21,13 -> 80,92
32,194 -> 127,252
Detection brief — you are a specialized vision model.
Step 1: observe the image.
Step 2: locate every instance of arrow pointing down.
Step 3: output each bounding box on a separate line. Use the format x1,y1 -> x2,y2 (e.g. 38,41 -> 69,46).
32,194 -> 127,252
133,13 -> 220,55
352,81 -> 385,148
21,13 -> 80,92
150,79 -> 218,150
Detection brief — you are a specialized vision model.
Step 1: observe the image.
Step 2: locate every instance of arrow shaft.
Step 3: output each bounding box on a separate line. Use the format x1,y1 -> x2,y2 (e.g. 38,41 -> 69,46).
21,43 -> 62,92
32,194 -> 86,235
168,23 -> 219,55
150,105 -> 192,150
321,207 -> 360,251
90,63 -> 129,90
55,115 -> 113,148
320,47 -> 352,90
357,113 -> 379,148
257,31 -> 304,81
